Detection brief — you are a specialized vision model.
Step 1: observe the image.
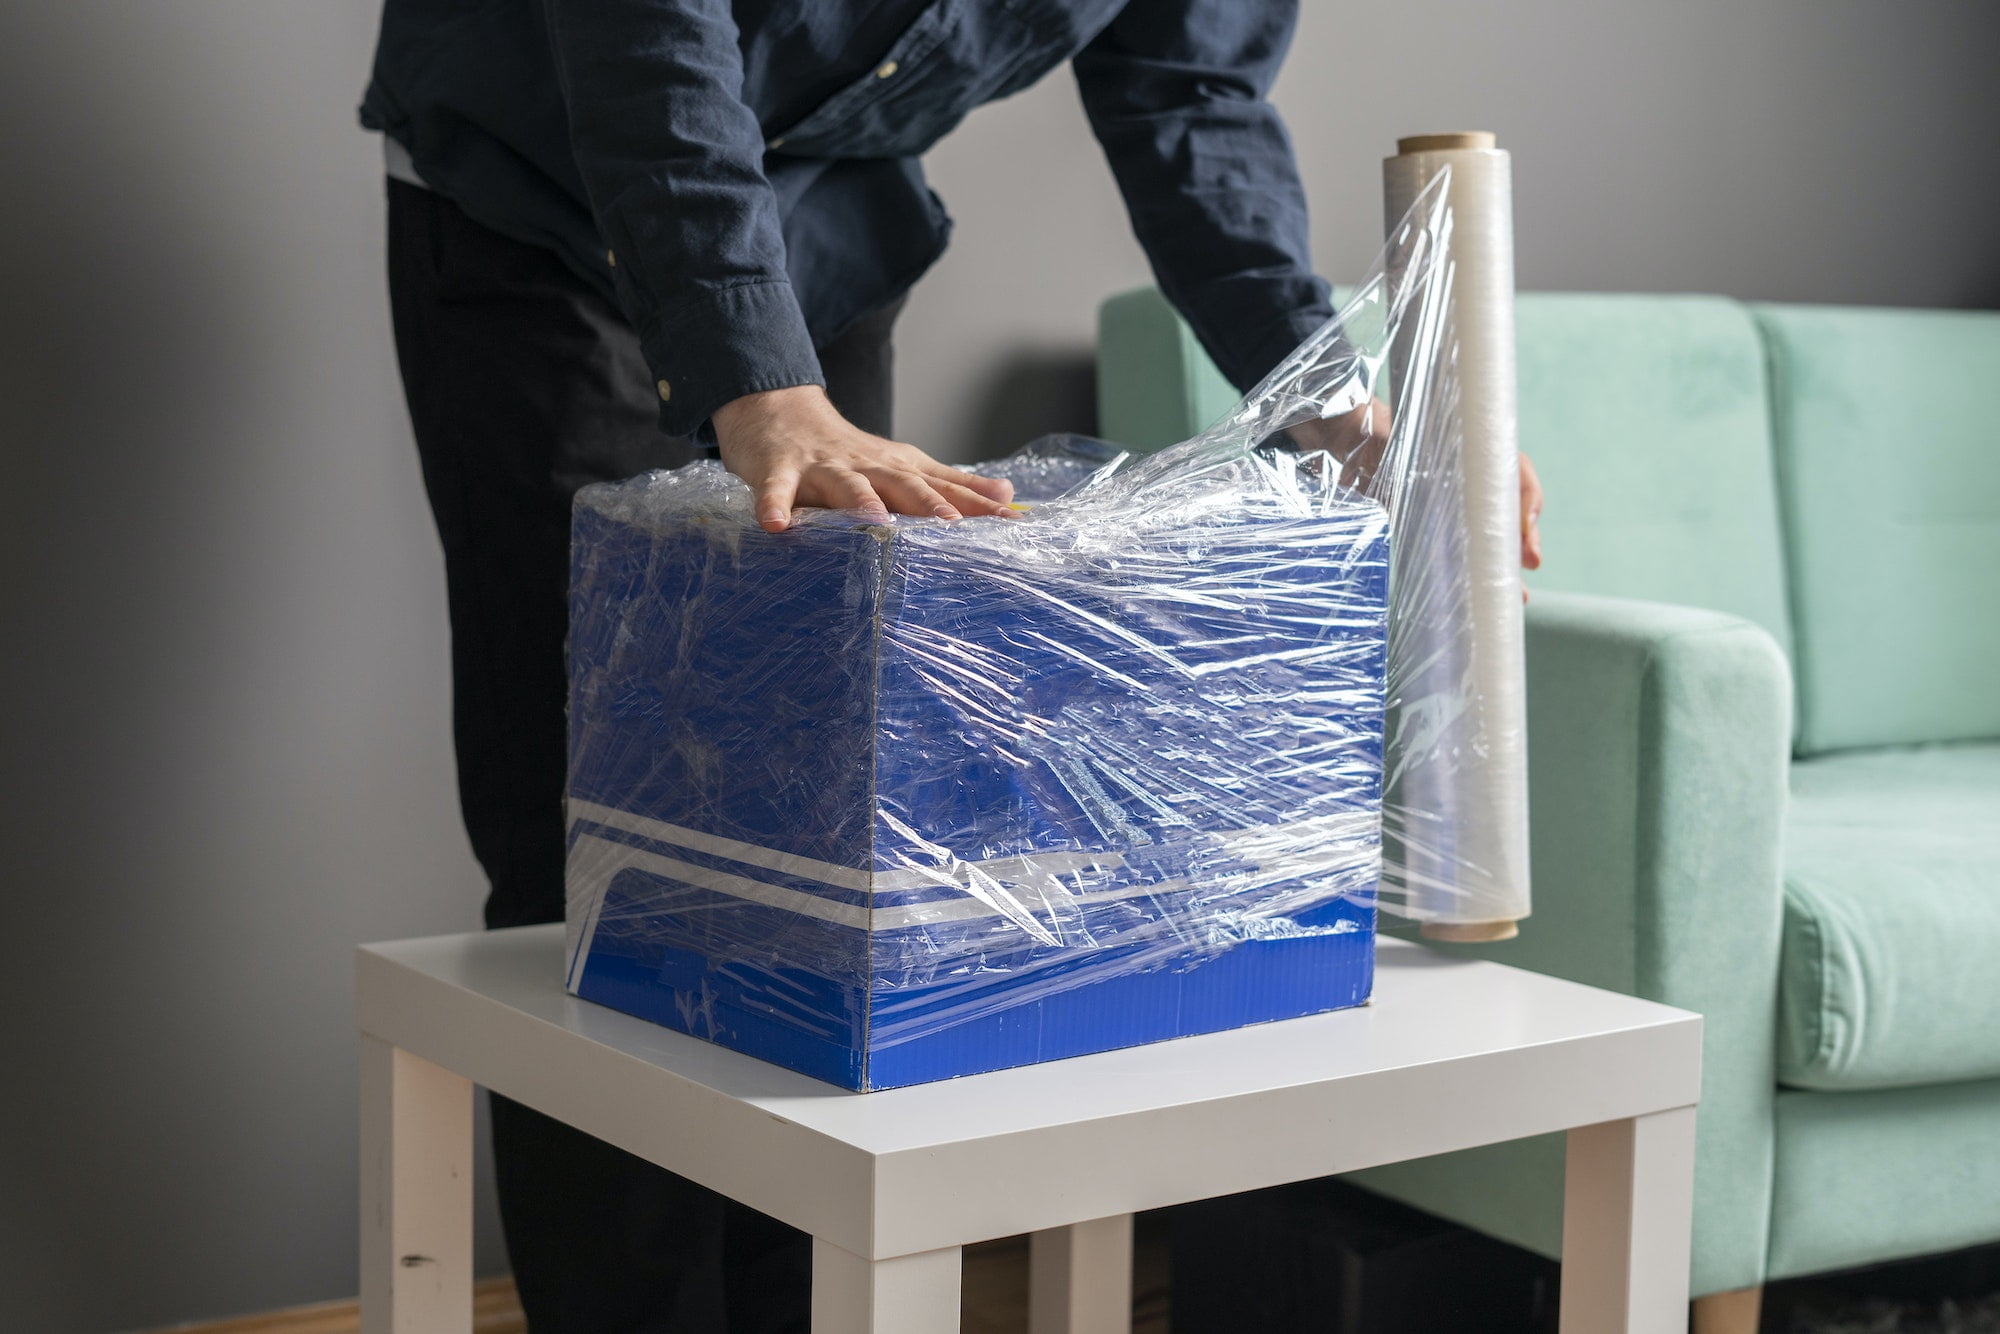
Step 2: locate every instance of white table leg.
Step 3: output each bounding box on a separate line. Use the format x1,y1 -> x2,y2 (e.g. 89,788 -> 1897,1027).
360,1035 -> 474,1334
1559,1106 -> 1697,1334
1029,1214 -> 1134,1334
812,1237 -> 961,1334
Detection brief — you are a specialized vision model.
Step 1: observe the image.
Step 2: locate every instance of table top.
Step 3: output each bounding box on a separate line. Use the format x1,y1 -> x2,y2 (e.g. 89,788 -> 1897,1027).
358,924 -> 1700,1257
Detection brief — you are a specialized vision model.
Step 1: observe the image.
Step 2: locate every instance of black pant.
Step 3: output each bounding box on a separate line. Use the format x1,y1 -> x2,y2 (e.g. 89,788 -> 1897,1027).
386,179 -> 899,1334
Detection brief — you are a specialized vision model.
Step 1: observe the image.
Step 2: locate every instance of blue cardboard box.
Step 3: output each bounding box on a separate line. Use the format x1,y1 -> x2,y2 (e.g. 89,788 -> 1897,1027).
564,443 -> 1389,1090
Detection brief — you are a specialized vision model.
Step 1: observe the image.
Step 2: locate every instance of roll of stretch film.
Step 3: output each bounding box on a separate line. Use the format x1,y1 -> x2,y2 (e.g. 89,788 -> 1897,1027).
1382,132 -> 1531,942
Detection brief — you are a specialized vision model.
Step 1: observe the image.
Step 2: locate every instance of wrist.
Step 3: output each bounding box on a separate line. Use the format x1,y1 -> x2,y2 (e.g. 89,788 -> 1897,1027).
712,384 -> 837,447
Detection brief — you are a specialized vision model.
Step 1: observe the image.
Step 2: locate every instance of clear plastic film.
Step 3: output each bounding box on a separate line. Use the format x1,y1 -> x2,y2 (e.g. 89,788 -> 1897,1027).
563,170 -> 1526,1077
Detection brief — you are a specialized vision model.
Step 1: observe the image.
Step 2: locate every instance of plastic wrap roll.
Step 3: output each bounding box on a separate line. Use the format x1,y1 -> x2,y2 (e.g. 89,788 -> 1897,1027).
1380,132 -> 1531,940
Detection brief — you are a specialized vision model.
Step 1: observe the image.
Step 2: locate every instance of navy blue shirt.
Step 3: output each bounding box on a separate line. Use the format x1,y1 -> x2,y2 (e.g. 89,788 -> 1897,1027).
362,0 -> 1333,437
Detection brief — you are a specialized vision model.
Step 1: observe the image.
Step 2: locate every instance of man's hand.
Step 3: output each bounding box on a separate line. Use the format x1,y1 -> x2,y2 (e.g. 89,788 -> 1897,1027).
1290,396 -> 1543,569
1324,396 -> 1394,491
1285,396 -> 1392,490
714,385 -> 1016,532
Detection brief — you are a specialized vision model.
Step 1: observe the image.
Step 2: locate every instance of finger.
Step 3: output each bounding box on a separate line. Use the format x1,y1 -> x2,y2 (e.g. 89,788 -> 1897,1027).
1519,455 -> 1544,525
924,462 -> 1014,506
932,478 -> 1018,518
754,468 -> 799,533
802,466 -> 890,524
1517,453 -> 1543,568
869,468 -> 960,520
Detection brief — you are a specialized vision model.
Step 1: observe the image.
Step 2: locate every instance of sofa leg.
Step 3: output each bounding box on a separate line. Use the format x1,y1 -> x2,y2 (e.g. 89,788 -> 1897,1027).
1690,1285 -> 1763,1334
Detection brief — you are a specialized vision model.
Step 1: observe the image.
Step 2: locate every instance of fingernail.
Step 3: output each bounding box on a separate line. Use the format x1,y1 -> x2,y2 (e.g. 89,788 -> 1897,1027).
934,507 -> 960,520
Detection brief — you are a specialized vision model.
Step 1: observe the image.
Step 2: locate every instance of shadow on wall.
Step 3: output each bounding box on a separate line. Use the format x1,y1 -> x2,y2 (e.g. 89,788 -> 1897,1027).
958,347 -> 1100,462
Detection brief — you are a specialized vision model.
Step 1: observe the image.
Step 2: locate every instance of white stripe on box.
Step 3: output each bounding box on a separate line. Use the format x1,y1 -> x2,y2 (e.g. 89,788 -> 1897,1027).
567,797 -> 1128,894
569,798 -> 878,890
566,831 -> 1185,932
560,801 -> 1379,985
561,831 -> 1202,983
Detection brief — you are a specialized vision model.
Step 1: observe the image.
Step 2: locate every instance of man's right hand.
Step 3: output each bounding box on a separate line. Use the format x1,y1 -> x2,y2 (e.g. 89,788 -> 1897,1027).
713,385 -> 1016,533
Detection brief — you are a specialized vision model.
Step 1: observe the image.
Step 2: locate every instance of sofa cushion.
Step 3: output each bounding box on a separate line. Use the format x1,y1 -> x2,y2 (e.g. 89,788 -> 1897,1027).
1757,305 -> 2000,754
1777,744 -> 2000,1089
1514,294 -> 1793,651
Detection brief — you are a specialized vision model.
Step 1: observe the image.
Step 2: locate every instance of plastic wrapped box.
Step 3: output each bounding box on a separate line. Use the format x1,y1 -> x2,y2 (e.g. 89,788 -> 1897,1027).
563,440 -> 1390,1089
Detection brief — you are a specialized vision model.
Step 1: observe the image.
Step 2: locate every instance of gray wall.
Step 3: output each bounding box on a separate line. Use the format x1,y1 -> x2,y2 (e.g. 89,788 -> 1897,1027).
0,6 -> 507,1332
0,2 -> 1993,1331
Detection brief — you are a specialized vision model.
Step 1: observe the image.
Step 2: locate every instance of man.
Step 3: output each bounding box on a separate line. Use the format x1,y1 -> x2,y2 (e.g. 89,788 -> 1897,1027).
363,2 -> 1542,1329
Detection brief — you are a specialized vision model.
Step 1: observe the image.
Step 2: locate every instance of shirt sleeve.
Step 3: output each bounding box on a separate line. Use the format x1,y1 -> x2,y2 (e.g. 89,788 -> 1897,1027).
542,0 -> 823,436
1072,0 -> 1335,393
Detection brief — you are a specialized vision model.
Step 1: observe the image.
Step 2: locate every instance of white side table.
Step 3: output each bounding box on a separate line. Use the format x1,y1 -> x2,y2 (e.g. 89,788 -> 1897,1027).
358,926 -> 1700,1334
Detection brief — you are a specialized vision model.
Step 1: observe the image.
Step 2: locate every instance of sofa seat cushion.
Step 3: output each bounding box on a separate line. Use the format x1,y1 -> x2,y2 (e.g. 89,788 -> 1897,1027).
1778,744 -> 2000,1090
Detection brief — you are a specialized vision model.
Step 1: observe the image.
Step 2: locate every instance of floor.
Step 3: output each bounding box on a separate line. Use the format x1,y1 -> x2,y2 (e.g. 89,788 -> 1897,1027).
148,1222 -> 2000,1334
155,1222 -> 1171,1334
1770,1290 -> 2000,1333
1765,1245 -> 2000,1334
151,1278 -> 529,1333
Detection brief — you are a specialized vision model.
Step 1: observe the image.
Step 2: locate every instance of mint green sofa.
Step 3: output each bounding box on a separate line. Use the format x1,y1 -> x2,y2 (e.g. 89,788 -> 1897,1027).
1096,288 -> 2000,1314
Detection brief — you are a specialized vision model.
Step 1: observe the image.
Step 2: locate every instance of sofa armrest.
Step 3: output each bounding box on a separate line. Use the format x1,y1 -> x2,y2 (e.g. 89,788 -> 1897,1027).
1356,589 -> 1792,1296
1510,588 -> 1791,993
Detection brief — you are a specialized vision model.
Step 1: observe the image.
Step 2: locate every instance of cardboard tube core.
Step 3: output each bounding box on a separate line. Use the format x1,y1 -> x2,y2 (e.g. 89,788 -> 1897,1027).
1420,919 -> 1520,943
1396,131 -> 1498,154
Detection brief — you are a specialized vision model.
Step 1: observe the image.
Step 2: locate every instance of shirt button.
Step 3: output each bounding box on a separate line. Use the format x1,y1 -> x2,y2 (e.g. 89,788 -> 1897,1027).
606,249 -> 616,267
656,379 -> 672,403
876,60 -> 899,78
